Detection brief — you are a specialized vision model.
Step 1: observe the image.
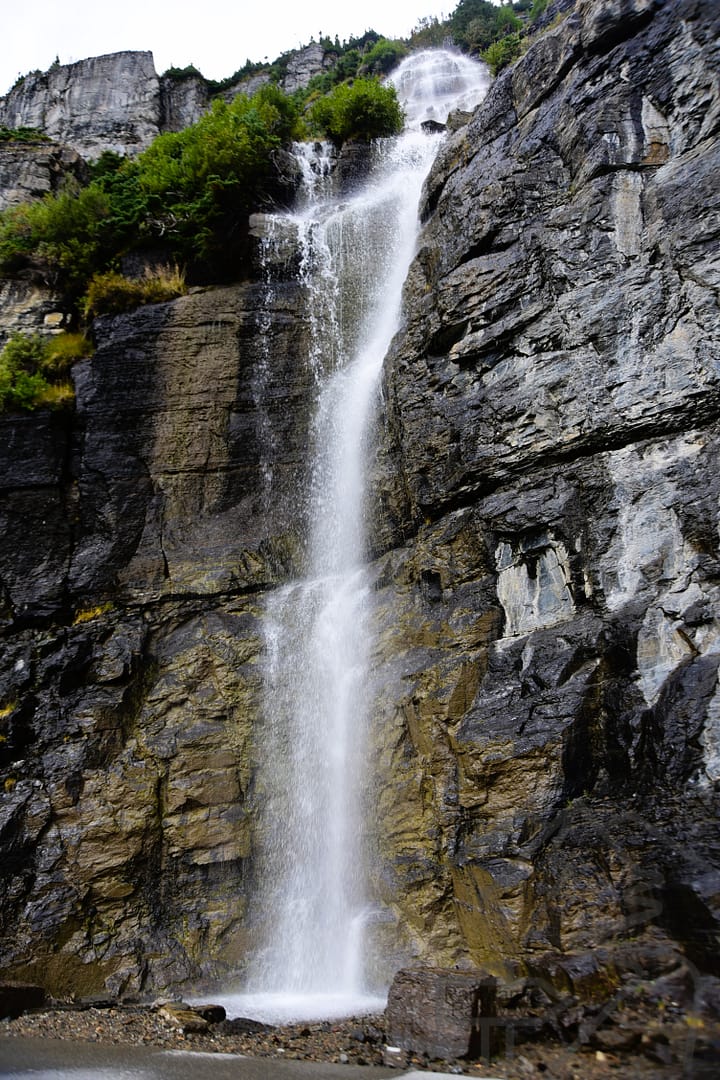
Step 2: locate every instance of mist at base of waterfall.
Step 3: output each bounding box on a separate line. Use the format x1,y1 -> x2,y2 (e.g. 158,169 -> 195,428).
194,990 -> 387,1025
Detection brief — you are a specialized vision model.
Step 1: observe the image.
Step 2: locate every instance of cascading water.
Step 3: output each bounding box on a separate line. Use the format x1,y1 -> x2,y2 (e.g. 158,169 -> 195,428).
215,49 -> 490,1025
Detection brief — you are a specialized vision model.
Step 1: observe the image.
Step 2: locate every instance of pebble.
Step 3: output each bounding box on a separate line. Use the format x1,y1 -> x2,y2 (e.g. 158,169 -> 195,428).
0,1003 -> 706,1077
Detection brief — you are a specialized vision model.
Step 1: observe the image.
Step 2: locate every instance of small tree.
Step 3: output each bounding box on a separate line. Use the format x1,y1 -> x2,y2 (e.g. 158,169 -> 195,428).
482,32 -> 524,75
309,78 -> 404,146
361,39 -> 408,76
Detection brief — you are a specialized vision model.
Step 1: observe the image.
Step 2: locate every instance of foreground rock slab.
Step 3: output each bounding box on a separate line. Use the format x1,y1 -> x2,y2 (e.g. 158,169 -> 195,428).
386,967 -> 497,1060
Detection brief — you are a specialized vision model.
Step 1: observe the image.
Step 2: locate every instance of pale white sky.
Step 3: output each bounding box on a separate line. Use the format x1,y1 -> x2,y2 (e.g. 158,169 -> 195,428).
1,0 -> 462,96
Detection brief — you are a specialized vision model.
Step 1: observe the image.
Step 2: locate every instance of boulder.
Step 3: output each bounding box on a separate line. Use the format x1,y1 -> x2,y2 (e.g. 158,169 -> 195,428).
386,966 -> 496,1060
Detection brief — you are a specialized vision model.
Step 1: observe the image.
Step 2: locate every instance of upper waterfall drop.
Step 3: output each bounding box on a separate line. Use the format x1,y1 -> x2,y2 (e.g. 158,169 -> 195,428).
214,48 -> 490,1026
390,48 -> 491,129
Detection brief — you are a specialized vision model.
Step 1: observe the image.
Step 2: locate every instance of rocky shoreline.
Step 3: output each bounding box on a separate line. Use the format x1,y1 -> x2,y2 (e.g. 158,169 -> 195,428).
1,997 -> 718,1078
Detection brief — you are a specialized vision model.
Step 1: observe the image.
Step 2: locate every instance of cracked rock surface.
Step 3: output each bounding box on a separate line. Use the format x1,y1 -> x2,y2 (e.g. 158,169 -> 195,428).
0,0 -> 719,1024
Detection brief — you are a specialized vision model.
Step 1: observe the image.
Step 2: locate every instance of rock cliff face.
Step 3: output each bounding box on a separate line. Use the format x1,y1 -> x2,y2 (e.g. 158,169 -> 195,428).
0,46 -> 334,162
369,0 -> 720,982
0,284 -> 314,993
0,53 -> 162,159
0,0 -> 719,1003
0,142 -> 86,211
282,43 -> 337,94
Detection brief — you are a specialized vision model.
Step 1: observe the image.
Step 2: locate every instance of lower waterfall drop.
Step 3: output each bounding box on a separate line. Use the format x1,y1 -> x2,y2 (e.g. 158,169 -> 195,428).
221,49 -> 490,1025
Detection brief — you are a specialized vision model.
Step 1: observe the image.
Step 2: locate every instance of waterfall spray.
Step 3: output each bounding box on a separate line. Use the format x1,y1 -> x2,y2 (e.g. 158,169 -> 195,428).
215,49 -> 490,1025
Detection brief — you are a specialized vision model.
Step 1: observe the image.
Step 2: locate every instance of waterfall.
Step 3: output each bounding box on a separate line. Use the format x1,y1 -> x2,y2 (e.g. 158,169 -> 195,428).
215,49 -> 490,1025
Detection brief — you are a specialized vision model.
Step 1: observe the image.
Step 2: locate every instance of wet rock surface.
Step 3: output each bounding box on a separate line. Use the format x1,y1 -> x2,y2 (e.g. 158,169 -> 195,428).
0,0 -> 718,1049
0,281 -> 315,993
368,0 -> 720,987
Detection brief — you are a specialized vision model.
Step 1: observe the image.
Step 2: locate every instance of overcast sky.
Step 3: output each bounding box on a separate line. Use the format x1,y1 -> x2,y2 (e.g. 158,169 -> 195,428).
1,0 -> 462,96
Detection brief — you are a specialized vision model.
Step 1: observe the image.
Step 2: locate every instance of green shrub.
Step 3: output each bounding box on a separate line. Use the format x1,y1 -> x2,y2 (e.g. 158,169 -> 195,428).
451,0 -> 502,49
0,330 -> 91,413
0,126 -> 50,143
0,82 -> 303,301
135,84 -> 304,262
451,0 -> 523,51
496,5 -> 523,33
0,181 -> 111,295
309,77 -> 404,146
482,32 -> 524,74
162,64 -> 204,81
408,15 -> 450,49
82,265 -> 187,318
361,39 -> 408,76
0,333 -> 51,411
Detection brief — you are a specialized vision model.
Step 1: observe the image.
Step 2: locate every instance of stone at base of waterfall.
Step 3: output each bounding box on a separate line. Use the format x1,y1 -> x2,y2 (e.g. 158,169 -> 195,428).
158,1003 -> 211,1034
385,966 -> 497,1061
192,1003 -> 226,1024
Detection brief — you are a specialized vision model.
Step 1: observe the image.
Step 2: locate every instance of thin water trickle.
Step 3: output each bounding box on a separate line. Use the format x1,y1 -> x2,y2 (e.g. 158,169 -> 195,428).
227,49 -> 490,1025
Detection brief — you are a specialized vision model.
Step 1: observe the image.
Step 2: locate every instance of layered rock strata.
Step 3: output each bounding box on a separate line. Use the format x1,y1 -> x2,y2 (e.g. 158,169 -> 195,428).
0,0 -> 718,1008
0,284 -> 314,994
369,0 -> 720,988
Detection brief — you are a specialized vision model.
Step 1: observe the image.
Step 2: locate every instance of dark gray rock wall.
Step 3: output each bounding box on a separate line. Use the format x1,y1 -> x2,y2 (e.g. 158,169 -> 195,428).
0,283 -> 315,994
0,0 -> 718,1003
368,0 -> 720,981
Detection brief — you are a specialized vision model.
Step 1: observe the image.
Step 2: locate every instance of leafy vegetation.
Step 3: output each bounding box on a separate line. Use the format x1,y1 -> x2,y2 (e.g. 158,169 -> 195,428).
482,32 -> 525,74
0,182 -> 112,296
0,83 -> 305,299
0,330 -> 91,413
308,78 -> 404,146
361,39 -> 409,76
451,0 -> 523,51
407,15 -> 449,49
161,64 -> 204,81
83,265 -> 186,318
0,0 -> 555,321
0,126 -> 50,143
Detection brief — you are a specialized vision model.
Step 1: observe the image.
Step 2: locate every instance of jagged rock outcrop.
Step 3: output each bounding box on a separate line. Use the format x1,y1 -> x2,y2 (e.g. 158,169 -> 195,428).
159,74 -> 209,133
0,142 -> 86,211
0,281 -> 67,345
282,43 -> 336,94
369,0 -> 720,988
0,53 -> 161,159
0,284 -> 315,993
0,0 -> 718,1016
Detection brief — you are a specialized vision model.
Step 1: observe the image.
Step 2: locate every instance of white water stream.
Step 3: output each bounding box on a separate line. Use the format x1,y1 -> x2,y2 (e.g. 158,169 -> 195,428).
216,49 -> 490,1026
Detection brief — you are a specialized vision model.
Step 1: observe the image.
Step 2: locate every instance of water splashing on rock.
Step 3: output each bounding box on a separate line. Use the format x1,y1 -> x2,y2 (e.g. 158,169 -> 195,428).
219,48 -> 490,1026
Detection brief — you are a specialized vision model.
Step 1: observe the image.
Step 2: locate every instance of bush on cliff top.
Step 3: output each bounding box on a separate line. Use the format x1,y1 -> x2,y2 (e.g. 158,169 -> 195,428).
309,77 -> 403,146
0,83 -> 305,299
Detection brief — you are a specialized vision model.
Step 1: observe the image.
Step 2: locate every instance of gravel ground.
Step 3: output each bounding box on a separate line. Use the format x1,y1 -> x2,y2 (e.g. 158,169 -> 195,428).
1,1002 -> 716,1078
